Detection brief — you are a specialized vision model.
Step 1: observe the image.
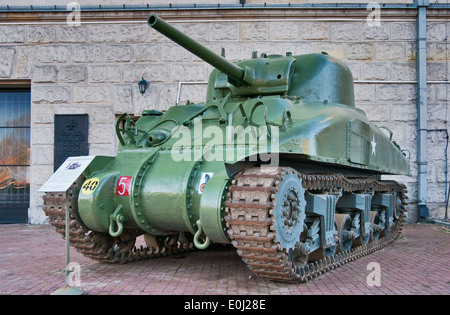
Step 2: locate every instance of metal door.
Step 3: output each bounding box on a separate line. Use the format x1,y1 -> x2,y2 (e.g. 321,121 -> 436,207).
0,89 -> 30,223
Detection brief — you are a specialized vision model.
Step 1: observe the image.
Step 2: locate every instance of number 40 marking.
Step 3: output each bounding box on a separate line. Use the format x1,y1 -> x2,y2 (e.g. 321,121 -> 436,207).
116,176 -> 132,196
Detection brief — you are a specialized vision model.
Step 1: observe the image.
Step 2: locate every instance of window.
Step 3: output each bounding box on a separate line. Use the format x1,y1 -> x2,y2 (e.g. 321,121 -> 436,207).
0,89 -> 30,223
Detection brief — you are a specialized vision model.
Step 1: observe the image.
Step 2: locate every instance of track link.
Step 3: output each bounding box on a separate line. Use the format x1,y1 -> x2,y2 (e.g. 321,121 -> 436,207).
225,167 -> 407,282
43,176 -> 194,264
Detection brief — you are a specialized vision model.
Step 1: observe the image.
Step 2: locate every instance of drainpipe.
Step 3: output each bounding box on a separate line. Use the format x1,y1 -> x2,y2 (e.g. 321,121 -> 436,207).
416,0 -> 429,222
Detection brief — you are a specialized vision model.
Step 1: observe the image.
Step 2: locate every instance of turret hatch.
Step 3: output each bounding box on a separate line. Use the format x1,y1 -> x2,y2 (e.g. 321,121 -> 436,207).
214,57 -> 296,97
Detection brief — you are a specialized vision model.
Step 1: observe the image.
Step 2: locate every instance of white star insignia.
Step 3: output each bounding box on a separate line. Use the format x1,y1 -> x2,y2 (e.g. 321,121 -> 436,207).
370,135 -> 377,156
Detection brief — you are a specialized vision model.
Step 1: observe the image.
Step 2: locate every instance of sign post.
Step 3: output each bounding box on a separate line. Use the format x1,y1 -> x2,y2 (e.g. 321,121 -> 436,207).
40,156 -> 98,295
50,193 -> 86,295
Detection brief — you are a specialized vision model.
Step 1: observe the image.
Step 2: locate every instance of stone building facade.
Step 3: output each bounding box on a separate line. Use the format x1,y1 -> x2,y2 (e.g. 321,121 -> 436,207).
0,2 -> 448,224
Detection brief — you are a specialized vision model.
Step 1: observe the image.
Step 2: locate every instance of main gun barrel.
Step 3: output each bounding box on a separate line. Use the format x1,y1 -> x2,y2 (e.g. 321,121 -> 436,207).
147,14 -> 247,86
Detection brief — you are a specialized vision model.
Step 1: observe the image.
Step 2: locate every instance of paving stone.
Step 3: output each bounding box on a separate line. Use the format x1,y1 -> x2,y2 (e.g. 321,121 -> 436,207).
0,223 -> 448,295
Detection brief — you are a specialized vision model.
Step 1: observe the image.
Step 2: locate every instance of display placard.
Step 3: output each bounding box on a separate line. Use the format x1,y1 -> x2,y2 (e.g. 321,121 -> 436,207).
39,156 -> 96,193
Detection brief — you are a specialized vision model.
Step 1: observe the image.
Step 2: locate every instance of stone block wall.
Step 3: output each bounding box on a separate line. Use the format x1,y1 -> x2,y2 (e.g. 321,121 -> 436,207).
0,8 -> 448,223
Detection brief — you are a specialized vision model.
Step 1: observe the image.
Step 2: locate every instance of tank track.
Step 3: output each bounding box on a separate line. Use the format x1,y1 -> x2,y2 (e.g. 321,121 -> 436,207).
43,176 -> 194,264
225,167 -> 407,282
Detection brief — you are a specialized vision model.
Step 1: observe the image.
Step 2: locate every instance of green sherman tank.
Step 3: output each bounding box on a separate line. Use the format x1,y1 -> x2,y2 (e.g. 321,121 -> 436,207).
42,14 -> 410,282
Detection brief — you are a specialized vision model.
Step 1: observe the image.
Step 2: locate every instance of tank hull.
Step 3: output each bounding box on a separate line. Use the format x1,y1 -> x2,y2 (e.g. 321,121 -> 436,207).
76,90 -> 409,237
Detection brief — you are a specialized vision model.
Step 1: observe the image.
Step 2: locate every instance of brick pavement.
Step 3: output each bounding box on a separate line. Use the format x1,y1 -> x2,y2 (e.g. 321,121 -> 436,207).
0,223 -> 449,295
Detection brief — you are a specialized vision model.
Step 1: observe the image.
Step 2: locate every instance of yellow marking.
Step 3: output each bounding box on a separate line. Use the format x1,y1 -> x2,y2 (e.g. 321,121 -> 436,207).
81,178 -> 99,194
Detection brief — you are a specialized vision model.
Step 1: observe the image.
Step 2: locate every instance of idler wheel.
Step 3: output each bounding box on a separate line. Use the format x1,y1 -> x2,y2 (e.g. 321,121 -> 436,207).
394,196 -> 403,220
